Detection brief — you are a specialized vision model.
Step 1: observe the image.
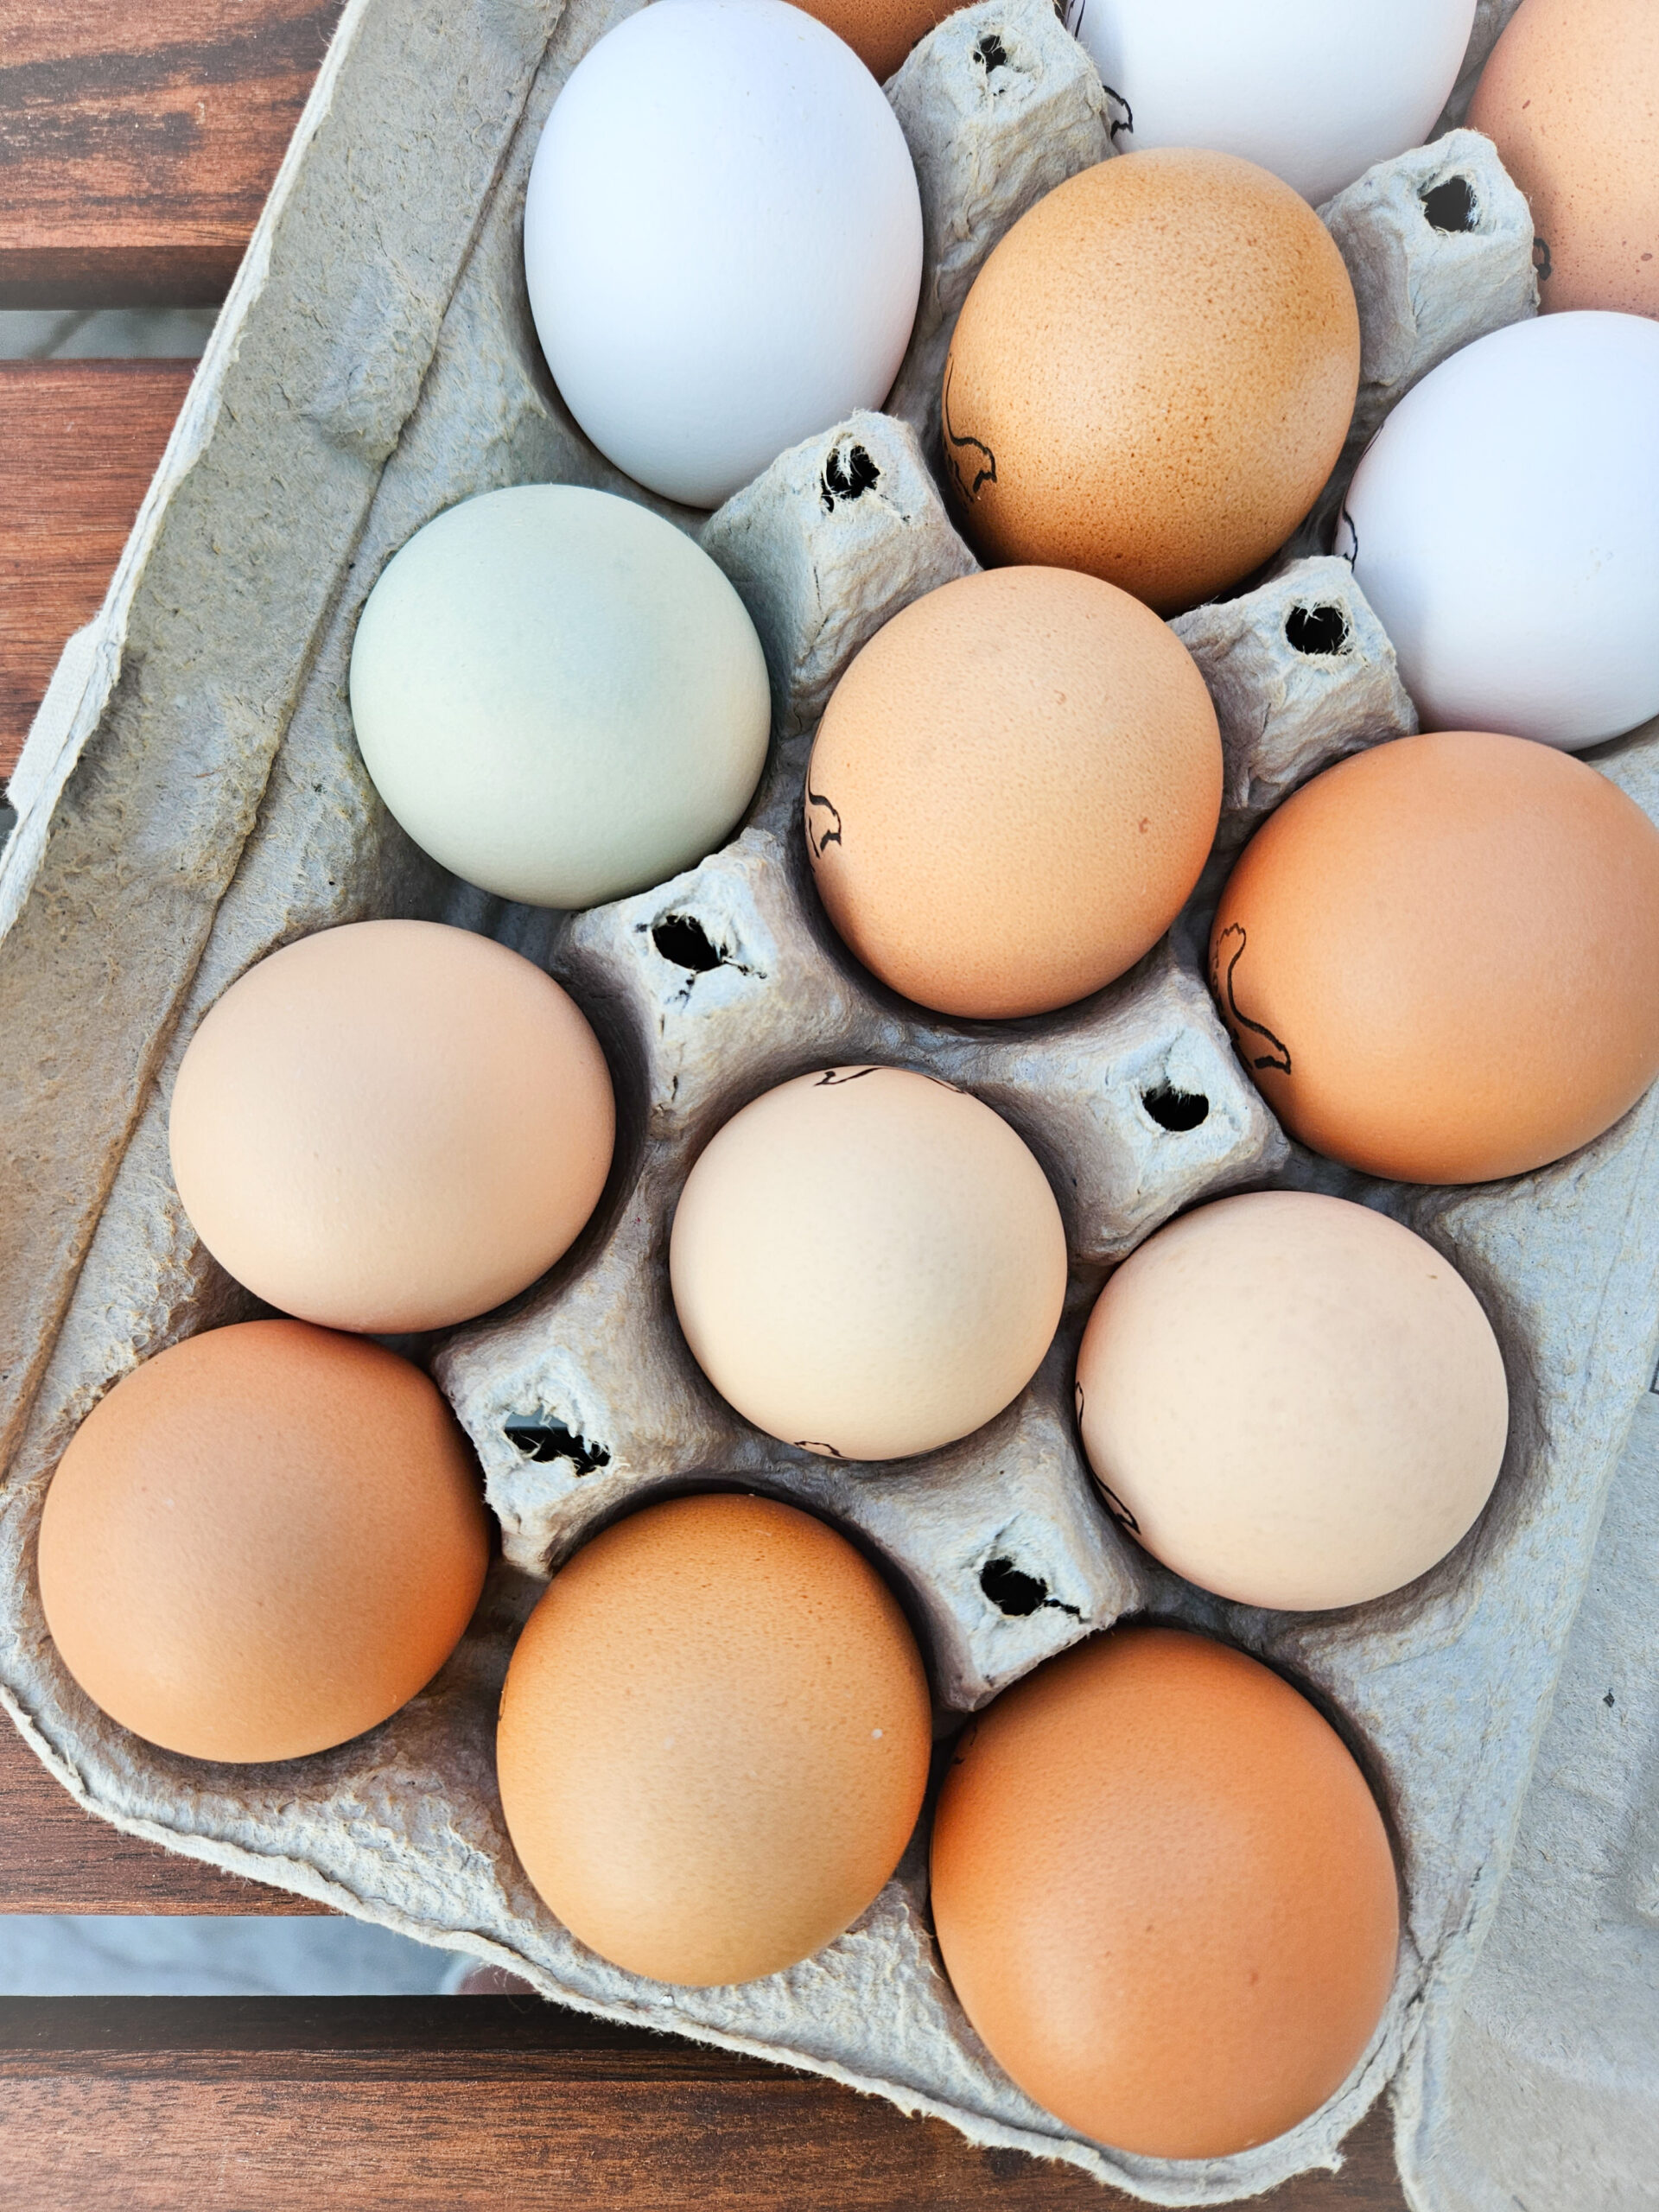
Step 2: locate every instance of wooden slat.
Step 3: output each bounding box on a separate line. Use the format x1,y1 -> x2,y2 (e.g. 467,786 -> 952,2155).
0,1998 -> 1408,2209
0,1711 -> 327,1915
0,3 -> 345,308
0,358 -> 194,777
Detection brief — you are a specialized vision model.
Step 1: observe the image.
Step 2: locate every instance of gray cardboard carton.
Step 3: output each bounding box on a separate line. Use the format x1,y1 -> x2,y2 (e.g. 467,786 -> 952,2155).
3,0 -> 1652,2201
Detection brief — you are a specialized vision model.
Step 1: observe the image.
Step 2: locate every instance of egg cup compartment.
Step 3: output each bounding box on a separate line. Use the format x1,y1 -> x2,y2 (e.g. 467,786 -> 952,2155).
2,0 -> 1655,2202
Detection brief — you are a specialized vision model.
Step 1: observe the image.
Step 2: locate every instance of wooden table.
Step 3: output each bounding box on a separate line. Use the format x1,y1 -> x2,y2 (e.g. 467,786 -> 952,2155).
0,9 -> 1408,2203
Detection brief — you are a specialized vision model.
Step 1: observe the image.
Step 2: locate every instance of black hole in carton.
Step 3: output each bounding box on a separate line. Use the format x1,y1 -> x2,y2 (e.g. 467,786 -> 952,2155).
505,1421 -> 610,1476
1421,175 -> 1477,233
652,913 -> 726,974
975,32 -> 1008,72
980,1557 -> 1048,1617
820,442 -> 880,511
1284,602 -> 1349,658
1141,1084 -> 1210,1133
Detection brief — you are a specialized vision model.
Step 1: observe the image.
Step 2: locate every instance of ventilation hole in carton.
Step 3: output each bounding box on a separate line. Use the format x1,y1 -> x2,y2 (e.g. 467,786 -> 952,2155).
1421,175 -> 1477,233
652,913 -> 726,974
820,442 -> 880,512
1141,1084 -> 1210,1133
980,1557 -> 1048,1616
1284,602 -> 1349,658
505,1421 -> 610,1475
974,32 -> 1008,73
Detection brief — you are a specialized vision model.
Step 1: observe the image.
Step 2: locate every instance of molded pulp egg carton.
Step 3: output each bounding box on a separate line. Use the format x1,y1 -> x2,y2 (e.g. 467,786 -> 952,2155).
0,0 -> 1653,2201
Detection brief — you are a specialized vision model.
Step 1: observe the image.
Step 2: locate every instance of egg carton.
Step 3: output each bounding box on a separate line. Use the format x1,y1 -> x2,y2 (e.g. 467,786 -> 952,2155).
0,0 -> 1650,2202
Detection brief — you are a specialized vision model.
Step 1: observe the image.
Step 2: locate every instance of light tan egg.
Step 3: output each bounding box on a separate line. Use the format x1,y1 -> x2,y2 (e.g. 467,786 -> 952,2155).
168,919 -> 615,1334
1209,731 -> 1659,1184
495,1492 -> 932,1986
37,1321 -> 490,1764
1471,0 -> 1659,319
792,0 -> 962,81
1076,1192 -> 1510,1611
806,567 -> 1222,1019
939,149 -> 1360,613
930,1626 -> 1400,2158
669,1066 -> 1067,1461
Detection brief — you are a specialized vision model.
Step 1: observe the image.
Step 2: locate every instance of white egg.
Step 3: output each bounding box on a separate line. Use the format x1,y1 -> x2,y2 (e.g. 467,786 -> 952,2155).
524,0 -> 924,509
1344,312 -> 1659,750
349,485 -> 771,908
1062,0 -> 1477,206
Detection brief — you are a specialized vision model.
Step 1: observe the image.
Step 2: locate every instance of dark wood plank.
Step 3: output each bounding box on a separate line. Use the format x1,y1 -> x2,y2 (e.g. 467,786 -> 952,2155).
0,1998 -> 1408,2209
0,358 -> 194,777
0,1708 -> 327,1914
0,2 -> 345,308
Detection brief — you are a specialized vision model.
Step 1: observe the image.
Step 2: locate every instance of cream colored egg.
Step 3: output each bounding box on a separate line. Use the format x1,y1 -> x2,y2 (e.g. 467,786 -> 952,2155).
669,1067 -> 1067,1461
169,921 -> 615,1334
1075,1192 -> 1509,1611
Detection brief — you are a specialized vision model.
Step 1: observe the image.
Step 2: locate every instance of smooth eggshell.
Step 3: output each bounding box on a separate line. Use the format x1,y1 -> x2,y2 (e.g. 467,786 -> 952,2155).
169,920 -> 615,1333
1471,0 -> 1659,320
1208,731 -> 1659,1184
37,1321 -> 490,1764
794,0 -> 961,83
524,0 -> 923,507
806,567 -> 1222,1018
1344,312 -> 1659,748
939,150 -> 1359,613
349,485 -> 771,908
1075,1192 -> 1510,1611
929,1626 -> 1400,2158
495,1492 -> 932,1986
669,1066 -> 1067,1461
1065,0 -> 1478,207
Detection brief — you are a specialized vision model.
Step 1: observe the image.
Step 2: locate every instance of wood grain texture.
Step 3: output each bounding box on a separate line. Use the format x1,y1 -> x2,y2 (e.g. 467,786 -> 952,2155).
0,2 -> 344,307
0,1999 -> 1409,2210
0,358 -> 194,776
0,1709 -> 327,1915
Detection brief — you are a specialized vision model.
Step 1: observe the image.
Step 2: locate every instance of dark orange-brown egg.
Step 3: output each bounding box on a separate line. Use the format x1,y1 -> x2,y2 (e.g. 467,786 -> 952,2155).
930,1627 -> 1399,2158
1209,731 -> 1659,1183
794,0 -> 961,81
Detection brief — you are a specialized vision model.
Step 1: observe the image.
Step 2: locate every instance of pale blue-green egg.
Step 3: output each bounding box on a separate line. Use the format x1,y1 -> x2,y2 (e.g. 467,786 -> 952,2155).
349,484 -> 771,909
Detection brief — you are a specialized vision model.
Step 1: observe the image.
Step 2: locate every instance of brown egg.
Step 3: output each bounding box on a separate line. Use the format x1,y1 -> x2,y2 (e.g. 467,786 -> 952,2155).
1208,731 -> 1659,1184
496,1493 -> 932,1986
929,1627 -> 1399,2158
806,569 -> 1222,1018
1471,0 -> 1659,319
939,151 -> 1360,613
168,920 -> 615,1334
793,0 -> 960,82
37,1321 -> 490,1764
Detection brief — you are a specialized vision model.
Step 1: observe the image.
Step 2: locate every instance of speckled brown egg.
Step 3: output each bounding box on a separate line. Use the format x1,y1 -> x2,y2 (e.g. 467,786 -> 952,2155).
1209,731 -> 1659,1183
939,150 -> 1361,613
496,1492 -> 932,1986
806,567 -> 1222,1019
1470,0 -> 1659,319
794,0 -> 960,81
37,1321 -> 491,1764
929,1627 -> 1400,2158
